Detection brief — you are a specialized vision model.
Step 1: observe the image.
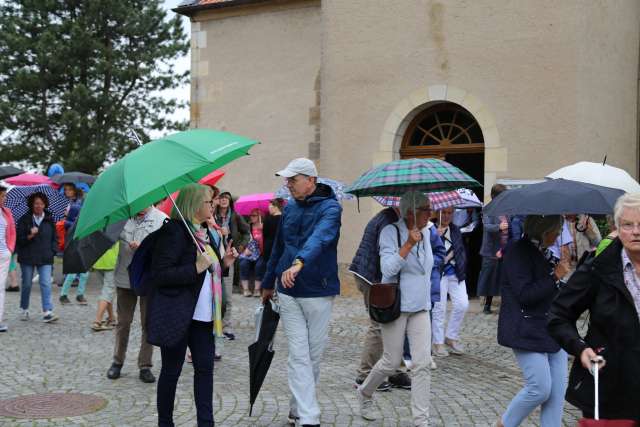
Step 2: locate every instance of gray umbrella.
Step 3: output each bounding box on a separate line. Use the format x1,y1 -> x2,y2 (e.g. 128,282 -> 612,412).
52,172 -> 96,186
483,179 -> 624,216
0,166 -> 25,180
63,220 -> 126,274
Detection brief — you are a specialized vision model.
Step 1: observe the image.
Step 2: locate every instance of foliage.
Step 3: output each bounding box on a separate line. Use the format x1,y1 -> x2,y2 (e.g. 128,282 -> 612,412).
0,0 -> 190,173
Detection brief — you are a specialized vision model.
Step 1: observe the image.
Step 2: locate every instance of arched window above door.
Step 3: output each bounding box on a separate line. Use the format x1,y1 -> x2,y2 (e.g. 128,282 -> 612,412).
400,102 -> 484,158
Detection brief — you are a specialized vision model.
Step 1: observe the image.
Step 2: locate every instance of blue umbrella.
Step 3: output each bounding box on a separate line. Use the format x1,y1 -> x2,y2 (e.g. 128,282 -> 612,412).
275,177 -> 353,201
6,185 -> 69,224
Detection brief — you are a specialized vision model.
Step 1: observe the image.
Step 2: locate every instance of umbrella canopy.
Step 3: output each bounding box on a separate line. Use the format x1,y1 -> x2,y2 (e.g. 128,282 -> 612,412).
52,172 -> 96,186
483,179 -> 624,216
248,300 -> 280,416
235,192 -> 282,216
74,129 -> 258,239
5,173 -> 53,187
345,158 -> 481,197
63,220 -> 126,274
0,166 -> 24,180
157,169 -> 225,215
374,188 -> 483,211
6,185 -> 69,223
274,177 -> 353,201
546,161 -> 640,194
456,188 -> 483,208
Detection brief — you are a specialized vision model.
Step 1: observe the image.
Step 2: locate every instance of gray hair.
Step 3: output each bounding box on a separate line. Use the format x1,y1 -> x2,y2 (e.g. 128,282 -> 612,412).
613,193 -> 640,228
523,215 -> 563,242
399,190 -> 429,218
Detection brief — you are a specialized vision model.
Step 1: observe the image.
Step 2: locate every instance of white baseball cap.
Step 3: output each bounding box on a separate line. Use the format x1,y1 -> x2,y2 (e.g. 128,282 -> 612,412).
275,158 -> 318,178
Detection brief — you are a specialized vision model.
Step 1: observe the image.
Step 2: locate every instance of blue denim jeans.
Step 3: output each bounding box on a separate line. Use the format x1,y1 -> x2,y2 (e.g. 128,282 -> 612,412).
60,272 -> 89,297
20,264 -> 54,312
502,349 -> 567,427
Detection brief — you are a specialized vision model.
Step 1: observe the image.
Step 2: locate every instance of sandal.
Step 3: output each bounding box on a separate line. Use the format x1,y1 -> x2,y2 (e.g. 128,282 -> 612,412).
106,319 -> 118,327
91,321 -> 109,331
243,290 -> 252,297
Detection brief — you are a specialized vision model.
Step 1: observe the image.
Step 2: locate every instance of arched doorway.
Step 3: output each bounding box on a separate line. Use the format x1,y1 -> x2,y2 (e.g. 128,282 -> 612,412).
400,101 -> 484,296
400,102 -> 484,191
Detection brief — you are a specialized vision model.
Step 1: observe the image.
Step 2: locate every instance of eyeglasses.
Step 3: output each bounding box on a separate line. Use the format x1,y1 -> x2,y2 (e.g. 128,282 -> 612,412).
204,200 -> 215,206
620,222 -> 640,232
284,175 -> 306,185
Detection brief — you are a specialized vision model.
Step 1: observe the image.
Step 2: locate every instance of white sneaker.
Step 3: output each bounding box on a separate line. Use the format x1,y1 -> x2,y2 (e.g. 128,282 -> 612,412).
43,311 -> 59,323
0,323 -> 7,332
20,310 -> 29,321
432,344 -> 449,357
356,387 -> 377,421
430,358 -> 437,370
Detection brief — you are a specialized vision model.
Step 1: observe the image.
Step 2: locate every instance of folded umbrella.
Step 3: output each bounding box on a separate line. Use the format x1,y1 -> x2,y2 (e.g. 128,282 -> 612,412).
248,299 -> 280,416
52,172 -> 96,186
5,185 -> 69,223
0,166 -> 25,180
483,179 -> 624,216
63,220 -> 126,274
73,129 -> 258,239
5,173 -> 53,187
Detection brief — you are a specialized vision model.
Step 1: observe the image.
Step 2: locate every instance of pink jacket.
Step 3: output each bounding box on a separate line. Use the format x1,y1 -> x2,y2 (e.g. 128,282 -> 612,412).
2,207 -> 16,253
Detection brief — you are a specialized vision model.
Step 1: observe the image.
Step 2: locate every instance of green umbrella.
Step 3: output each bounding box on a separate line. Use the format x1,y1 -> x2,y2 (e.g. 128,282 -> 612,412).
344,158 -> 481,197
74,129 -> 258,239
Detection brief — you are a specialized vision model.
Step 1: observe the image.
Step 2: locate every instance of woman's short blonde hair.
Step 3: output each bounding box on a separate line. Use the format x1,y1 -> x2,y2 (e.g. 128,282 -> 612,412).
613,193 -> 640,228
171,183 -> 212,221
523,215 -> 563,242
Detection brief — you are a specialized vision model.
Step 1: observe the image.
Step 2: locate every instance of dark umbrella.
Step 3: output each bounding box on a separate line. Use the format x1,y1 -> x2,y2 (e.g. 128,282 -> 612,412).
248,300 -> 280,416
63,220 -> 126,274
52,172 -> 96,186
483,179 -> 624,216
0,166 -> 24,180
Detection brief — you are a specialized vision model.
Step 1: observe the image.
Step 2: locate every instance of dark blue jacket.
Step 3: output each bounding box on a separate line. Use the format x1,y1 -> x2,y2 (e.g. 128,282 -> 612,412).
349,208 -> 399,284
441,223 -> 467,282
147,220 -> 208,345
262,183 -> 342,298
497,238 -> 560,353
16,211 -> 58,266
429,225 -> 446,303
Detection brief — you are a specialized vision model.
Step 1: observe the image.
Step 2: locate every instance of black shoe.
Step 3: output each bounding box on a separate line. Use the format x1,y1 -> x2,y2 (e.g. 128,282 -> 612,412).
59,295 -> 71,304
223,332 -> 235,341
483,305 -> 492,314
107,363 -> 122,379
355,376 -> 391,392
5,286 -> 19,292
139,368 -> 155,383
302,425 -> 320,427
76,295 -> 88,305
389,372 -> 411,390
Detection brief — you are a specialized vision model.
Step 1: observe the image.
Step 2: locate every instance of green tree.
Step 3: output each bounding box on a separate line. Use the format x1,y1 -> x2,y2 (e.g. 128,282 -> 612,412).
0,0 -> 189,174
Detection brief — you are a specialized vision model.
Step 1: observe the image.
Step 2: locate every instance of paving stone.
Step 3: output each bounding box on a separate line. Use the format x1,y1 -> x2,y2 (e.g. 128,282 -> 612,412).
0,283 -> 581,426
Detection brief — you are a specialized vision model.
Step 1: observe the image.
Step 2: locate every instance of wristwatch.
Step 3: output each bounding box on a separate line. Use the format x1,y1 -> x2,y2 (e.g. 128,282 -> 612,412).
292,258 -> 304,269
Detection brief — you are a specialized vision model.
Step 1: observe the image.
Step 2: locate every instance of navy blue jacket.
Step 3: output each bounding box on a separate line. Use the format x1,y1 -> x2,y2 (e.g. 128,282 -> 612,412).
349,208 -> 399,284
497,238 -> 560,353
429,225 -> 446,303
441,223 -> 467,282
16,211 -> 58,266
148,220 -> 208,343
262,183 -> 342,298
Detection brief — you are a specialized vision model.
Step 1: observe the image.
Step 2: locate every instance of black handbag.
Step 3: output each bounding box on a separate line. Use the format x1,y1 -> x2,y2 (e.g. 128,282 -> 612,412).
368,225 -> 402,324
146,286 -> 193,348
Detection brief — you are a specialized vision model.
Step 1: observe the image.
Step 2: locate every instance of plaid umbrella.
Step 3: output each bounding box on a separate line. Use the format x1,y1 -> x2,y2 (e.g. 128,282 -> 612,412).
6,184 -> 69,224
345,158 -> 481,197
275,177 -> 353,201
374,190 -> 464,211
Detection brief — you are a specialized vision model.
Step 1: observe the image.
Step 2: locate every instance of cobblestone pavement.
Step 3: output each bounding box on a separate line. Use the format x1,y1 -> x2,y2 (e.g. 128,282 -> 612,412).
0,278 -> 581,426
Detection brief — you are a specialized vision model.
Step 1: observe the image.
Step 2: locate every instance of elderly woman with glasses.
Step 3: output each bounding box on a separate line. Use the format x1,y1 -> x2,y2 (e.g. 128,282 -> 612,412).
548,193 -> 640,423
356,190 -> 434,427
496,215 -> 570,427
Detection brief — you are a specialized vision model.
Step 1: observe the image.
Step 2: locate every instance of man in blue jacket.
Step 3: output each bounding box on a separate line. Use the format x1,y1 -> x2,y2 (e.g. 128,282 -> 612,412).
262,158 -> 342,427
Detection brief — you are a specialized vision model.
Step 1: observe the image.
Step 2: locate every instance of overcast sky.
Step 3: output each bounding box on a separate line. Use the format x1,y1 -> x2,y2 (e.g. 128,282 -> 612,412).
163,0 -> 191,125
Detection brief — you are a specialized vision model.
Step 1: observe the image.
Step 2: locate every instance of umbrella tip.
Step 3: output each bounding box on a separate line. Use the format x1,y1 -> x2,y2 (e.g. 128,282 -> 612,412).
602,155 -> 607,166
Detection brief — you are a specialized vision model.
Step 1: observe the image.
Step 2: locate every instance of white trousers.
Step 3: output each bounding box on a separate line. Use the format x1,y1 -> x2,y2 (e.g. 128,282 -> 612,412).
432,276 -> 469,344
361,311 -> 431,426
279,293 -> 334,426
0,252 -> 12,323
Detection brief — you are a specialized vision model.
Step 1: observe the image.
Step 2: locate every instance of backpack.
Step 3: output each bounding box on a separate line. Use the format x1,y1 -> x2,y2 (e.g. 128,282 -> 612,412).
128,219 -> 169,297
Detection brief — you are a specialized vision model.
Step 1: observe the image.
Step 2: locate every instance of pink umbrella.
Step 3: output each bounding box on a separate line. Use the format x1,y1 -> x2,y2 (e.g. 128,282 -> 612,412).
5,173 -> 54,187
157,170 -> 226,215
235,193 -> 282,216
